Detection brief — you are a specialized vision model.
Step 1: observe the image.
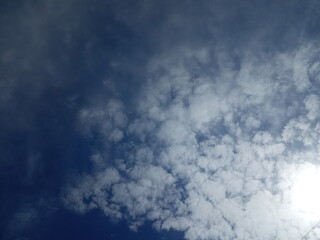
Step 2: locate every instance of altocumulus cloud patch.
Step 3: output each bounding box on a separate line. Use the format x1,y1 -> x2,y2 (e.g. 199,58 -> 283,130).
3,0 -> 320,239
63,43 -> 320,240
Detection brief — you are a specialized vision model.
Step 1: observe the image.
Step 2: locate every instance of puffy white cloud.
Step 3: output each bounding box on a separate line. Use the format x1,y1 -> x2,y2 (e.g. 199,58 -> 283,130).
304,94 -> 320,120
64,44 -> 320,240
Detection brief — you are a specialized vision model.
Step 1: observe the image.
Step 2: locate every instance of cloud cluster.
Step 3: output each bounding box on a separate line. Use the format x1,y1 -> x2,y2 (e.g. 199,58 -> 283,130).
63,42 -> 320,240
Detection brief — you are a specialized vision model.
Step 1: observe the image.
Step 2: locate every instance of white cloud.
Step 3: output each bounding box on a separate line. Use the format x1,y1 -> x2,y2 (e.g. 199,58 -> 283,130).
64,44 -> 320,240
304,94 -> 320,120
78,99 -> 127,142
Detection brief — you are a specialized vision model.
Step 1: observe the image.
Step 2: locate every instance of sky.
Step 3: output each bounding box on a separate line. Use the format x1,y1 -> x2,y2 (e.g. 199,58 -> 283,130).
1,0 -> 320,239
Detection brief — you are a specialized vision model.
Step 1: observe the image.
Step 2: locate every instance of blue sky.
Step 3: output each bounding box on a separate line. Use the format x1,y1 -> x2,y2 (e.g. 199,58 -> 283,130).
2,0 -> 320,239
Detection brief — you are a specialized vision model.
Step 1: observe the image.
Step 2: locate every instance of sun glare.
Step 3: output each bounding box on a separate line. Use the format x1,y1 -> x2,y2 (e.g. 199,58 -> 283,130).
292,164 -> 320,218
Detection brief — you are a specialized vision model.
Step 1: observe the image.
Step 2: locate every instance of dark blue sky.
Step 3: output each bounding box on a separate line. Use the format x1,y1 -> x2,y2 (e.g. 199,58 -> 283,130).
2,0 -> 320,240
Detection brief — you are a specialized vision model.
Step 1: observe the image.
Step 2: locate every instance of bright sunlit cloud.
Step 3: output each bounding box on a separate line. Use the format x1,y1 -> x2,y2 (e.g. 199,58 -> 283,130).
292,164 -> 320,219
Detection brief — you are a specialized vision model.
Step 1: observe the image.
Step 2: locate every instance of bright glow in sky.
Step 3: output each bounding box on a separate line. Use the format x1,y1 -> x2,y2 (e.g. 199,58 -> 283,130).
3,1 -> 320,240
292,164 -> 320,220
